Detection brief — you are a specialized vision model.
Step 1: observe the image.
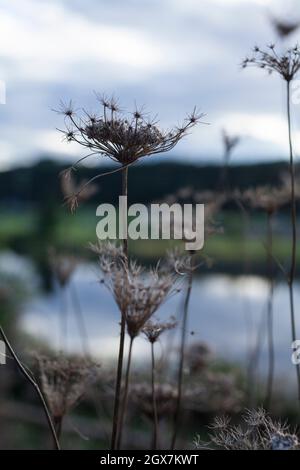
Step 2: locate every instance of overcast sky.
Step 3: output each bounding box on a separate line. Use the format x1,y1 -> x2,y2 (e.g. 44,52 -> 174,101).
1,0 -> 300,169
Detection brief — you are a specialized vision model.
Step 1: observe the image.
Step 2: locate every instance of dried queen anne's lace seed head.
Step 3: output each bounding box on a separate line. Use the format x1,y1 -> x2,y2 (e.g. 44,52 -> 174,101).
142,316 -> 177,343
195,408 -> 299,450
242,44 -> 300,82
91,242 -> 178,339
60,171 -> 98,214
36,354 -> 100,421
56,96 -> 203,211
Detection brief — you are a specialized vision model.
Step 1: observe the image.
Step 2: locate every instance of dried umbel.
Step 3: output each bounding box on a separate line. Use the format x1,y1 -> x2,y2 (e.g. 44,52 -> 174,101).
48,248 -> 77,287
57,97 -> 203,205
195,408 -> 299,450
242,185 -> 290,215
142,316 -> 177,343
91,242 -> 178,339
60,171 -> 98,213
242,44 -> 300,82
36,354 -> 100,421
167,248 -> 212,277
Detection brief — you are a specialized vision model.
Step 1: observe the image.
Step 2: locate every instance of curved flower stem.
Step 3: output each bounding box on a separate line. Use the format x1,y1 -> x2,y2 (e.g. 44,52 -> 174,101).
171,255 -> 194,450
116,336 -> 134,449
151,342 -> 159,450
54,416 -> 63,443
110,166 -> 128,450
286,80 -> 300,402
264,211 -> 275,409
0,325 -> 60,450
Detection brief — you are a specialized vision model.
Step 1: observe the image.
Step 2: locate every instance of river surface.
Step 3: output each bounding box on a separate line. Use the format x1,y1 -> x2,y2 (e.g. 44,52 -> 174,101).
1,251 -> 299,393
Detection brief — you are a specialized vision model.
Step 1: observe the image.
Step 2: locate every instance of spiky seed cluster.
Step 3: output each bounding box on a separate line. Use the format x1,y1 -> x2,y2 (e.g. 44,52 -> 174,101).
48,248 -> 77,287
195,408 -> 299,450
91,242 -> 178,339
142,316 -> 177,343
242,185 -> 290,215
57,96 -> 203,194
36,354 -> 100,420
242,44 -> 300,82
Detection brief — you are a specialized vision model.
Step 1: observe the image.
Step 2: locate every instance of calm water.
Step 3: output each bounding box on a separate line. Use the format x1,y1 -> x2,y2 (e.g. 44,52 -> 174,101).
1,252 -> 299,391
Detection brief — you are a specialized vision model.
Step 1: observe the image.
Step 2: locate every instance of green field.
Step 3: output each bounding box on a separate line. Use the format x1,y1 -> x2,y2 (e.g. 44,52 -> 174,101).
0,206 -> 298,274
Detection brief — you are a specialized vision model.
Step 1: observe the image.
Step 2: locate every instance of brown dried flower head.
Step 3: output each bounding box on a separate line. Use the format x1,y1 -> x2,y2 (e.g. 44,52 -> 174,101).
60,170 -> 98,213
58,96 -> 202,166
142,316 -> 177,343
91,242 -> 178,338
36,354 -> 100,420
242,44 -> 300,82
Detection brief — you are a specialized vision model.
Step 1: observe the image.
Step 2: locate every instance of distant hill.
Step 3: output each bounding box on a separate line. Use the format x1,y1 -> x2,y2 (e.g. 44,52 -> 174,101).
0,157 -> 293,206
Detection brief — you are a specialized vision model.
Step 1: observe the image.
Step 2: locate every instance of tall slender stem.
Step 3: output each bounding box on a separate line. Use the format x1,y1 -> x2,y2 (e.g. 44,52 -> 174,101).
110,165 -> 128,450
286,80 -> 300,401
0,326 -> 60,450
171,256 -> 193,450
116,336 -> 134,449
151,342 -> 159,450
265,212 -> 275,409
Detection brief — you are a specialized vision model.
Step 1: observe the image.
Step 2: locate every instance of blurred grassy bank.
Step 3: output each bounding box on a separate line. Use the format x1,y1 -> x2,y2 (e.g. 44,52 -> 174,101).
0,206 -> 298,276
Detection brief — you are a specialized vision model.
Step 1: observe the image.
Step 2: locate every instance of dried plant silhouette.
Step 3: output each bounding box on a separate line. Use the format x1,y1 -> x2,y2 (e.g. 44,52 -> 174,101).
195,408 -> 299,450
142,317 -> 177,449
243,44 -> 300,402
0,326 -> 60,450
242,185 -> 290,408
58,96 -> 202,449
36,354 -> 100,442
91,242 -> 178,448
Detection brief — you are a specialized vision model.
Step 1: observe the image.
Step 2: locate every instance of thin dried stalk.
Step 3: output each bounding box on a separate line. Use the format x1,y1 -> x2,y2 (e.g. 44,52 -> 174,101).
265,212 -> 275,409
171,255 -> 194,449
116,335 -> 134,449
0,326 -> 60,450
286,80 -> 300,401
151,342 -> 159,450
111,166 -> 128,450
